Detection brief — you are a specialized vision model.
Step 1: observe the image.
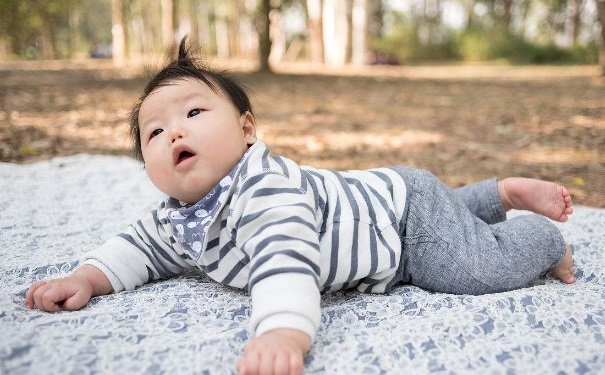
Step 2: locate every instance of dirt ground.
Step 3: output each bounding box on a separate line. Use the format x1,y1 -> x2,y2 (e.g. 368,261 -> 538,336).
1,60 -> 604,207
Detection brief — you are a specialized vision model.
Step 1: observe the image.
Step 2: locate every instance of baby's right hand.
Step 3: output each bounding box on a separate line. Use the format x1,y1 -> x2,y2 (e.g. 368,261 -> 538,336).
25,274 -> 93,312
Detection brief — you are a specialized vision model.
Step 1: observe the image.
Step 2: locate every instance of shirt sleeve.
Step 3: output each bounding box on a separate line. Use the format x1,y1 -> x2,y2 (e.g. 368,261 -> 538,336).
232,171 -> 322,341
80,209 -> 194,292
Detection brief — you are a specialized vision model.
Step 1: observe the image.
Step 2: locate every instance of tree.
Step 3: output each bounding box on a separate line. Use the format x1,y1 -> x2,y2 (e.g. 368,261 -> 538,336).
112,0 -> 126,66
570,0 -> 585,44
81,0 -> 113,53
0,0 -> 73,58
541,0 -> 569,43
306,0 -> 324,63
475,0 -> 515,33
68,0 -> 82,58
597,0 -> 605,75
323,0 -> 348,65
460,0 -> 478,30
502,0 -> 513,31
161,0 -> 175,50
256,0 -> 272,72
351,0 -> 368,65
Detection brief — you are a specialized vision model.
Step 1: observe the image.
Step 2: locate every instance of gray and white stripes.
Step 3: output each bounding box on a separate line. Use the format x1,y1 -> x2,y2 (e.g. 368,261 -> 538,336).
82,141 -> 408,339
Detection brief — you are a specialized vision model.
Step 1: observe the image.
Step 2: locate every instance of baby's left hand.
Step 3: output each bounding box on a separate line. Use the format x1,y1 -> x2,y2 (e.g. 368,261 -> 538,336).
237,328 -> 311,375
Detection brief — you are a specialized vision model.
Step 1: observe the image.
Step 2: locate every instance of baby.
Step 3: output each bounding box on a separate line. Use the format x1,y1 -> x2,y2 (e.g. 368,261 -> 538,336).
26,39 -> 575,375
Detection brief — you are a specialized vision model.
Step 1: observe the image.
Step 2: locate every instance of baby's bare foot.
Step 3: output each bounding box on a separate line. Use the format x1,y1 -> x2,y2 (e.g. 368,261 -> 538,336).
549,245 -> 575,284
498,177 -> 573,222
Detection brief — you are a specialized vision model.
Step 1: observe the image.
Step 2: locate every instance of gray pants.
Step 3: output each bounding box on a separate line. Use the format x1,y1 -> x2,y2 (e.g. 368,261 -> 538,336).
392,167 -> 567,295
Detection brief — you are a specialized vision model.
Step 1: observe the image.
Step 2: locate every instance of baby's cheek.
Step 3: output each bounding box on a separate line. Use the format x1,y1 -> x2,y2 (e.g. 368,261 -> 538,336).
147,166 -> 171,189
159,167 -> 171,179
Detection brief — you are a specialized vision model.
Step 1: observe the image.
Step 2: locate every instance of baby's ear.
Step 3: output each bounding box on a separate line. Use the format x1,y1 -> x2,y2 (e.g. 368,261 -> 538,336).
241,111 -> 257,145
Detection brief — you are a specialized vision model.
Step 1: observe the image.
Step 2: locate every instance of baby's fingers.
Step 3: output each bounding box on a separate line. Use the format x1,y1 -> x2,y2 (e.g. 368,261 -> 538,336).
25,280 -> 47,309
237,353 -> 259,375
273,353 -> 291,375
62,290 -> 91,311
288,353 -> 303,375
33,283 -> 71,312
258,351 -> 276,375
237,351 -> 302,375
275,353 -> 303,375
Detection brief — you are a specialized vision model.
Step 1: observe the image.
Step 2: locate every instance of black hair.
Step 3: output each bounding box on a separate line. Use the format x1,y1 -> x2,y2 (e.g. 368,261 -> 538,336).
129,36 -> 254,162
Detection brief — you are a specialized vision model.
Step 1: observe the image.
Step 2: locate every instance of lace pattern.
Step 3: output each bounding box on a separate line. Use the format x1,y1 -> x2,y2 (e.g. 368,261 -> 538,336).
1,154 -> 604,374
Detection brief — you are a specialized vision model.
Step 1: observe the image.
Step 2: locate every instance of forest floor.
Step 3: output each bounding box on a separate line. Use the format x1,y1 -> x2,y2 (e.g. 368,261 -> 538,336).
1,59 -> 604,207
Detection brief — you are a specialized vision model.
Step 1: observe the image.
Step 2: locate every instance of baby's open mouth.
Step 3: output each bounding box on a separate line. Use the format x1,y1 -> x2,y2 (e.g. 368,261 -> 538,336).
177,150 -> 195,164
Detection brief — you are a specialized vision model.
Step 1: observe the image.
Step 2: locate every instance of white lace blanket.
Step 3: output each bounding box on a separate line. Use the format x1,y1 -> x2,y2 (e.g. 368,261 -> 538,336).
1,155 -> 604,374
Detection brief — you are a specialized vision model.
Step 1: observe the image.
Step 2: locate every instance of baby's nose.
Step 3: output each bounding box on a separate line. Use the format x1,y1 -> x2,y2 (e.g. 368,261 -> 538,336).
170,128 -> 184,143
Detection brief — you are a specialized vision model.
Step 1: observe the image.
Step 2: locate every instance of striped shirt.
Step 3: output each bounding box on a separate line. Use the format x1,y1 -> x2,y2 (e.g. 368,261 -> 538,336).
83,141 -> 408,340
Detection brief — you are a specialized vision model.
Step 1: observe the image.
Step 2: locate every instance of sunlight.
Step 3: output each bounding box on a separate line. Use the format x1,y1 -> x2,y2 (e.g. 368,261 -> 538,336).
510,148 -> 602,165
263,129 -> 444,153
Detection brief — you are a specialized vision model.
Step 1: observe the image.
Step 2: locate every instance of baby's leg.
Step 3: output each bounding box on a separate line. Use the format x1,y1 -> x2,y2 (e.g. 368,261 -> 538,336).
398,168 -> 573,295
455,178 -> 506,224
498,177 -> 573,222
455,177 -> 574,224
549,245 -> 575,284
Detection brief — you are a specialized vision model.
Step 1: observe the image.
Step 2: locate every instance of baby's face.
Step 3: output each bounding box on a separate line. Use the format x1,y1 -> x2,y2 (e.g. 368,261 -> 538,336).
138,78 -> 256,204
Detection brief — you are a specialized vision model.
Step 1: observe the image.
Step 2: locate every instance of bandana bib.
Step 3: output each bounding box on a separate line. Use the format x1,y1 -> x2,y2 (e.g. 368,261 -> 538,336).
164,160 -> 243,260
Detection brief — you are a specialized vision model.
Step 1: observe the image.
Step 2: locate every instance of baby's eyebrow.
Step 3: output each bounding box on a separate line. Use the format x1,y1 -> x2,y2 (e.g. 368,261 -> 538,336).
138,113 -> 160,134
183,92 -> 209,103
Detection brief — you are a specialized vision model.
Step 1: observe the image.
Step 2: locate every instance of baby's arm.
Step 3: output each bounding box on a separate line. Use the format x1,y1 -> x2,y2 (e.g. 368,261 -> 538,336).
26,207 -> 195,311
233,172 -> 322,374
25,264 -> 112,312
237,328 -> 311,375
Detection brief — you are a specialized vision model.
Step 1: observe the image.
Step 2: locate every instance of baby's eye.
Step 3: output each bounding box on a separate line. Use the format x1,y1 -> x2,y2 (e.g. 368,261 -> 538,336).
150,128 -> 163,139
187,108 -> 202,118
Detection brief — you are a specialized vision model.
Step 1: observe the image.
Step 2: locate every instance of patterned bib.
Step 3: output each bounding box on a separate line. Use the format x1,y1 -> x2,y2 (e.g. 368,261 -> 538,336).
164,158 -> 244,260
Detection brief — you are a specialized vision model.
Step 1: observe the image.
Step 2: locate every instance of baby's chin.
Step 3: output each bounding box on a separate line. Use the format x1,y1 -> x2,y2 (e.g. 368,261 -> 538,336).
172,193 -> 207,205
157,180 -> 216,205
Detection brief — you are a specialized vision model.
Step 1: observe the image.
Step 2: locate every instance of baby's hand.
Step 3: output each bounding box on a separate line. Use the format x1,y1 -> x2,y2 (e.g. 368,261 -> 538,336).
25,274 -> 94,312
237,328 -> 311,375
25,264 -> 112,312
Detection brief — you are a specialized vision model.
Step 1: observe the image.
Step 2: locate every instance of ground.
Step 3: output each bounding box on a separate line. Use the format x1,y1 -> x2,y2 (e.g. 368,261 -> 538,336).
1,60 -> 604,207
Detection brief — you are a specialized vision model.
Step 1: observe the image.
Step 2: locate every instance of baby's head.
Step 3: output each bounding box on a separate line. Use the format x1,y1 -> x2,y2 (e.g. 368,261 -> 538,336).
131,38 -> 258,204
130,37 -> 254,162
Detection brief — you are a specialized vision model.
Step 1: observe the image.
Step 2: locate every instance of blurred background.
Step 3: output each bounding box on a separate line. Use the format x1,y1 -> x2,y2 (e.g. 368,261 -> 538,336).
0,0 -> 604,69
1,0 -> 604,207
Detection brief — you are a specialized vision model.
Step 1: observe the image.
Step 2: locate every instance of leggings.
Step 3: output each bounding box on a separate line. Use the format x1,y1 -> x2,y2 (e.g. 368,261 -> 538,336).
391,167 -> 566,295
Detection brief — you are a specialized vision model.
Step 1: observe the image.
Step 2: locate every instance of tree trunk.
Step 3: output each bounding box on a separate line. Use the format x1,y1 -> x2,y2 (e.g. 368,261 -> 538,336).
68,0 -> 81,58
112,0 -> 126,66
175,0 -> 192,44
323,0 -> 348,66
502,0 -> 513,33
196,2 -> 212,51
570,0 -> 583,44
161,0 -> 175,51
187,0 -> 199,48
351,0 -> 368,65
269,8 -> 286,65
306,0 -> 324,63
140,0 -> 161,52
45,29 -> 57,59
130,0 -> 141,56
516,0 -> 531,37
256,0 -> 272,72
216,17 -> 230,58
230,1 -> 242,59
238,0 -> 257,60
461,0 -> 476,30
597,0 -> 605,76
